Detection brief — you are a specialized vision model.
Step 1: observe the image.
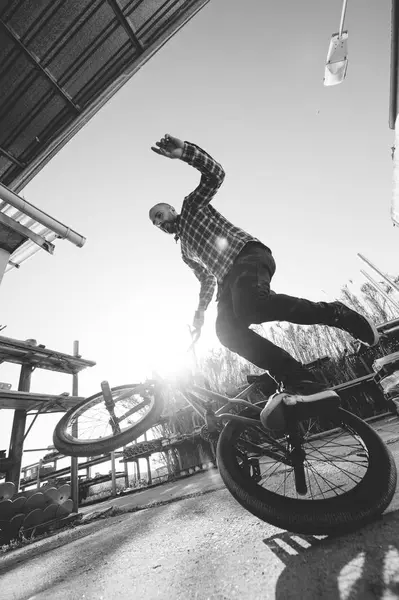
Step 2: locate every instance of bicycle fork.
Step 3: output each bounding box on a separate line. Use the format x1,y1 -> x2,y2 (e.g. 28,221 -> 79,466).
284,403 -> 307,495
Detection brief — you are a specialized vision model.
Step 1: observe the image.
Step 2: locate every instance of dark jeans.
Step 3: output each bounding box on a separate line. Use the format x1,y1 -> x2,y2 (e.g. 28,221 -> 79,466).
215,243 -> 333,382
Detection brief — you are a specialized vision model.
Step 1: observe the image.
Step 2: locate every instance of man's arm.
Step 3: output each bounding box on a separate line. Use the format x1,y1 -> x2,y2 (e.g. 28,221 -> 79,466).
180,142 -> 225,209
151,134 -> 225,209
182,252 -> 216,314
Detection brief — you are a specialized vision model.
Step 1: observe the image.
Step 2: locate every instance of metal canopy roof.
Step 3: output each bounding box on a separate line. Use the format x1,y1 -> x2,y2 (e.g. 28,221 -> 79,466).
0,0 -> 210,193
0,184 -> 86,272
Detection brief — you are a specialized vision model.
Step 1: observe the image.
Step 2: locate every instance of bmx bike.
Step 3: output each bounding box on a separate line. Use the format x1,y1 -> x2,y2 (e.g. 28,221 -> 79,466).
53,353 -> 399,536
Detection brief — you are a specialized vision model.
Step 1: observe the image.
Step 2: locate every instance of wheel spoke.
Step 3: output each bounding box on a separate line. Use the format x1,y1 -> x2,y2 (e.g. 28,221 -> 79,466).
235,412 -> 372,501
63,386 -> 155,443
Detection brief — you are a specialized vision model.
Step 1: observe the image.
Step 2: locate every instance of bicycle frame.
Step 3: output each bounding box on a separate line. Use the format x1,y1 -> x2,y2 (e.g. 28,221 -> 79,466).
179,382 -> 262,421
159,379 -> 292,464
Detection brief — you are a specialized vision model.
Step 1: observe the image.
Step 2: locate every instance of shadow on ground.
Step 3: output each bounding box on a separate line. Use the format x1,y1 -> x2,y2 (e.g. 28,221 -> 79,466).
264,509 -> 399,600
0,506 -> 161,586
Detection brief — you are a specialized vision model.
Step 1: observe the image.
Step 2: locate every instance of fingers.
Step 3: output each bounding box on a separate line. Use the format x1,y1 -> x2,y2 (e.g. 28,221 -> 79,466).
151,146 -> 165,155
151,134 -> 172,156
188,324 -> 201,342
153,134 -> 175,149
192,328 -> 202,343
157,135 -> 171,148
151,134 -> 183,159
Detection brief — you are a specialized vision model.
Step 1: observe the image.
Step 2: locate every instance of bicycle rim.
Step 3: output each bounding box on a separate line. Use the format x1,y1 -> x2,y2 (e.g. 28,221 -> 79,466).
231,414 -> 373,501
60,385 -> 155,445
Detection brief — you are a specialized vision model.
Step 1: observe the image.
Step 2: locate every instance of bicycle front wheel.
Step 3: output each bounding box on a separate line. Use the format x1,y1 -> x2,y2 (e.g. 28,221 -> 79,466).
217,407 -> 397,535
53,384 -> 164,457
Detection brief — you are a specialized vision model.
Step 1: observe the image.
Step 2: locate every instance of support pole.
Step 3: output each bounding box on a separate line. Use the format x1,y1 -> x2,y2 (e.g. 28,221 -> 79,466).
393,115 -> 399,226
71,341 -> 79,512
358,254 -> 399,294
176,449 -> 183,471
6,363 -> 33,488
360,269 -> 399,313
146,456 -> 152,486
389,0 -> 399,129
124,460 -> 129,488
338,0 -> 348,38
0,248 -> 10,286
165,450 -> 172,476
36,459 -> 42,489
110,451 -> 116,497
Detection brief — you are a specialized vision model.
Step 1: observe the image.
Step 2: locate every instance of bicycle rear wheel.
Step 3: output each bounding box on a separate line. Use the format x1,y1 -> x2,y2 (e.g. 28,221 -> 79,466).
53,384 -> 164,457
217,407 -> 397,535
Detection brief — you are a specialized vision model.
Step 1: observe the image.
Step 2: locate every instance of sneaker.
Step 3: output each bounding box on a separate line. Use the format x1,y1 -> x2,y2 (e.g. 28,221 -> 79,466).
329,301 -> 379,347
260,386 -> 339,432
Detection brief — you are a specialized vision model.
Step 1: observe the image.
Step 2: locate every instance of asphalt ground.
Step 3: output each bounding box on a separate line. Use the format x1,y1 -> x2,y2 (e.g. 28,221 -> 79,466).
1,414 -> 399,600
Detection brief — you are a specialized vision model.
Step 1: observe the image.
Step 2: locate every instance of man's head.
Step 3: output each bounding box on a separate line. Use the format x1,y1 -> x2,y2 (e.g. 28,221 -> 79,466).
149,202 -> 178,235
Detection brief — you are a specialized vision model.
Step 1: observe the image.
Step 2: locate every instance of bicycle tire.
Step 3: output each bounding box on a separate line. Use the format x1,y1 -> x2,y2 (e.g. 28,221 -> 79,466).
217,407 -> 397,535
53,384 -> 164,457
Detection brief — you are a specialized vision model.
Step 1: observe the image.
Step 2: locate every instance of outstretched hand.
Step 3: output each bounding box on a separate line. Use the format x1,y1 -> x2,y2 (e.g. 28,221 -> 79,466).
151,134 -> 184,159
189,310 -> 204,346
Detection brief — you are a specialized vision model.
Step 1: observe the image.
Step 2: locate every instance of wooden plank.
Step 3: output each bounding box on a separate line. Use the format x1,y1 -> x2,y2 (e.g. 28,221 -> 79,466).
0,334 -> 95,373
0,390 -> 84,412
331,374 -> 375,392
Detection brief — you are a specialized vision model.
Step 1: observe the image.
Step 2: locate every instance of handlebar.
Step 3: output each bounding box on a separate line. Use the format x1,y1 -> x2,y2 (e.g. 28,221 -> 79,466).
187,325 -> 201,356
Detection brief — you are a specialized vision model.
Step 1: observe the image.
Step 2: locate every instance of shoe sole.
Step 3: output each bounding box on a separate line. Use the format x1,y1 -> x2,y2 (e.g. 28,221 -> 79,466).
358,316 -> 380,347
332,302 -> 380,347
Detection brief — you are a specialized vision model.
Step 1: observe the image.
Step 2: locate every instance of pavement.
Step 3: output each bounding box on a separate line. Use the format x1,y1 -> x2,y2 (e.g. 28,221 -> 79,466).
77,412 -> 399,518
1,414 -> 399,600
78,467 -> 225,517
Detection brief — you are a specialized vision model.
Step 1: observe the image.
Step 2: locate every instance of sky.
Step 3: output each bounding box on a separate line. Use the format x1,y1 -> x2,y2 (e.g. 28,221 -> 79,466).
0,0 -> 398,472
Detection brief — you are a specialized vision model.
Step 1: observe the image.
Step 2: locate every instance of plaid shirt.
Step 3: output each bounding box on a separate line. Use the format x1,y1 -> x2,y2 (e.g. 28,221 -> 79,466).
176,142 -> 262,312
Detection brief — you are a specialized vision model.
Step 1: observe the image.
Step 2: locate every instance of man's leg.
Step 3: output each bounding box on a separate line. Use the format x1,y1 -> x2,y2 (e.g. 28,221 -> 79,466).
229,244 -> 379,346
216,247 -> 319,388
216,295 -> 309,383
216,243 -> 378,391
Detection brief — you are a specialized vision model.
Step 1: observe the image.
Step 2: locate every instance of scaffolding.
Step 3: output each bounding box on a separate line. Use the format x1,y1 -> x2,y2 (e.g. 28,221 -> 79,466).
0,335 -> 95,492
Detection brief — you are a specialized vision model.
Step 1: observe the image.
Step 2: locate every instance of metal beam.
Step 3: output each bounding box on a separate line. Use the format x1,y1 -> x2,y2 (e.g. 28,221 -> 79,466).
358,253 -> 399,294
0,211 -> 55,254
71,341 -> 79,512
106,0 -> 143,51
0,183 -> 86,247
7,260 -> 20,268
360,269 -> 399,313
0,146 -> 26,168
23,405 -> 46,442
390,0 -> 399,129
0,18 -> 81,115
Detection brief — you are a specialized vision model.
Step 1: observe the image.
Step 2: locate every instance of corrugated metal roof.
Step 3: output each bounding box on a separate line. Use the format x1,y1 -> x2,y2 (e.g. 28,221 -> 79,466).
0,0 -> 210,193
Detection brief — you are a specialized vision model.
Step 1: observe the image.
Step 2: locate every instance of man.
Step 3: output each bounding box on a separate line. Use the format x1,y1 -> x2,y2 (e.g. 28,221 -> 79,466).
149,134 -> 379,395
